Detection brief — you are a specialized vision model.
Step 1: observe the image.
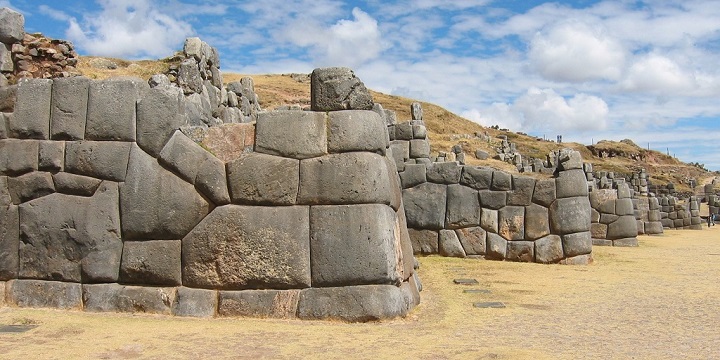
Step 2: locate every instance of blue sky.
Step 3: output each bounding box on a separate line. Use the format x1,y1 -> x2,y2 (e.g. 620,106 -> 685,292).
3,0 -> 720,171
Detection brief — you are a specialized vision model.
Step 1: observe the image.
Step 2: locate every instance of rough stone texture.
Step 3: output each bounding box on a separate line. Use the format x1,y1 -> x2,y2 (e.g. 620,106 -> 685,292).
172,287 -> 217,318
395,123 -> 413,140
0,139 -> 38,176
615,198 -> 635,216
644,222 -> 664,234
7,279 -> 82,309
460,167 -> 493,190
407,229 -> 438,254
491,171 -> 512,191
310,67 -> 374,111
0,8 -> 25,44
480,208 -> 499,233
0,202 -> 18,280
137,86 -> 186,157
297,285 -> 407,322
498,206 -> 525,241
532,179 -> 556,207
327,110 -> 387,154
310,204 -> 401,287
199,124 -> 255,163
400,164 -> 426,189
159,130 -> 214,184
445,184 -> 480,229
227,153 -> 299,206
119,240 -> 182,286
535,235 -> 564,264
591,223 -> 608,239
82,283 -> 175,315
556,169 -> 589,198
613,237 -> 639,247
508,176 -> 535,206
51,172 -> 101,197
298,152 -> 392,206
255,111 -> 327,159
485,232 -> 507,260
120,145 -> 210,240
0,85 -> 16,113
409,139 -> 430,158
455,227 -> 486,255
607,216 -> 638,240
506,241 -> 534,262
524,203 -> 550,240
558,150 -> 583,170
439,229 -> 466,257
38,141 -> 64,172
562,231 -> 592,257
426,162 -> 462,184
403,182 -> 447,230
550,197 -> 591,235
7,171 -> 54,204
65,141 -> 131,182
182,205 -> 311,290
479,190 -> 507,210
195,156 -> 231,205
18,182 -> 122,283
10,79 -> 52,139
86,79 -> 143,141
218,289 -> 299,318
51,77 -> 89,140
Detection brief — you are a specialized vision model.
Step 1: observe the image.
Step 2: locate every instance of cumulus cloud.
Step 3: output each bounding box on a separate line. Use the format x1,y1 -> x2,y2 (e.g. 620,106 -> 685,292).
64,0 -> 193,58
529,21 -> 625,82
620,54 -> 694,94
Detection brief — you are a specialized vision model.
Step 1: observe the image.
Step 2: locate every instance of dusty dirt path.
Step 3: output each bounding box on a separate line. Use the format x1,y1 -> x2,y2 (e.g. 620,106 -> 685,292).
1,226 -> 719,359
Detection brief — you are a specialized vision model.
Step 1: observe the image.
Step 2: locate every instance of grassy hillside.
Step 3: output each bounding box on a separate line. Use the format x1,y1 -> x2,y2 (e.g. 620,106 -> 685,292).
76,57 -> 717,194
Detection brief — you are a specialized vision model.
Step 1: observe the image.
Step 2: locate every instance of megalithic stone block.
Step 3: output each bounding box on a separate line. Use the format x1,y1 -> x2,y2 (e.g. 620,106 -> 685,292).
310,67 -> 374,111
86,78 -> 144,141
51,77 -> 90,140
10,79 -> 52,139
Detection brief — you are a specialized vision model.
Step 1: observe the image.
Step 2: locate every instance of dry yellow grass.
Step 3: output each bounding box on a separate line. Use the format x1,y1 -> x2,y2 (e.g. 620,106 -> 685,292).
2,226 -> 719,359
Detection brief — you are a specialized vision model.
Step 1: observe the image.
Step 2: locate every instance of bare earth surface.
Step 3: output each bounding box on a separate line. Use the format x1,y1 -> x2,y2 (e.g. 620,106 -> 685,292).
1,226 -> 719,359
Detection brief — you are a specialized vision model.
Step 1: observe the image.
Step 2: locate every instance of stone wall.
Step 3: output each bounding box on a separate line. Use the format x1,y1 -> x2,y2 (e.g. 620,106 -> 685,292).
0,67 -> 420,322
634,196 -> 664,235
658,195 -> 703,230
589,184 -> 639,246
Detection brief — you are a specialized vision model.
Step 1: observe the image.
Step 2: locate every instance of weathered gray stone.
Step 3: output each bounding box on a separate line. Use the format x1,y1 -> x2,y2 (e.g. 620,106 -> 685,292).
0,8 -> 24,44
591,223 -> 608,239
327,110 -> 387,154
86,78 -> 143,141
396,205 -> 414,279
182,205 -> 311,290
403,182 -> 447,230
409,139 -> 430,158
82,283 -> 175,314
439,229 -> 466,257
0,85 -> 16,113
455,227 -> 486,255
389,140 -> 409,169
394,123 -> 413,140
475,150 -> 489,160
532,179 -> 556,207
607,215 -> 638,239
498,206 -> 525,241
177,59 -> 203,94
617,183 -> 631,199
172,287 -> 217,318
184,92 -> 212,126
426,162 -> 462,184
615,198 -> 635,216
445,184 -> 480,229
120,240 -> 182,286
311,204 -> 401,287
613,237 -> 638,247
535,235 -> 564,263
559,254 -> 592,265
137,86 -> 187,157
37,140 -> 64,172
479,190 -> 507,210
65,141 -> 131,182
644,222 -> 664,234
10,79 -> 51,139
159,130 -> 214,184
298,152 -> 392,206
550,197 -> 591,235
51,172 -> 101,197
506,241 -> 534,262
0,139 -> 39,176
255,111 -> 327,159
556,169 -> 589,199
195,155 -> 230,205
51,77 -> 89,140
399,164 -> 427,189
7,279 -> 82,309
562,231 -> 592,257
412,124 -> 427,139
411,102 -> 423,120
485,233 -> 507,260
593,238 -> 613,246
524,203 -> 549,240
218,289 -> 299,318
600,213 -> 619,224
120,145 -> 211,240
0,202 -> 18,280
491,171 -> 512,191
297,285 -> 407,322
480,208 -> 499,233
8,172 -> 54,204
407,229 -> 438,254
0,44 -> 10,73
227,153 -> 299,206
558,149 -> 583,170
508,175 -> 535,206
311,67 -> 374,111
18,182 -> 122,283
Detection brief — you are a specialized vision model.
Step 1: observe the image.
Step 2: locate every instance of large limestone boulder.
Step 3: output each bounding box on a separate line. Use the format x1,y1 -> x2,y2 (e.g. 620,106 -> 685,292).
0,8 -> 25,44
310,67 -> 374,111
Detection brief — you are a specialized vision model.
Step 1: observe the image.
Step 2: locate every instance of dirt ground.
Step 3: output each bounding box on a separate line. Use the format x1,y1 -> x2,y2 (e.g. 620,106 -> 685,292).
1,226 -> 719,360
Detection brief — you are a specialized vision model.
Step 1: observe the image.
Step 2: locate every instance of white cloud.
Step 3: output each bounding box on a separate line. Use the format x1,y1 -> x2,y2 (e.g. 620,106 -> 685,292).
529,21 -> 625,82
64,0 -> 193,58
38,5 -> 71,21
620,54 -> 694,94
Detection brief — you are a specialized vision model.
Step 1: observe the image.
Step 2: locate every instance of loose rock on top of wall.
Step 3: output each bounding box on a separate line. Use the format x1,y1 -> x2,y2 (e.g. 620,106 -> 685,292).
0,64 -> 420,322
